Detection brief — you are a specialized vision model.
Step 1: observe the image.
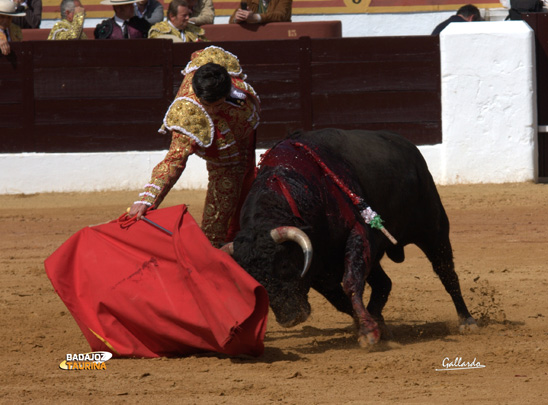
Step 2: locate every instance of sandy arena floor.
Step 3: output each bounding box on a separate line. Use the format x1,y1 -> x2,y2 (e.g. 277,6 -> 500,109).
1,183 -> 547,404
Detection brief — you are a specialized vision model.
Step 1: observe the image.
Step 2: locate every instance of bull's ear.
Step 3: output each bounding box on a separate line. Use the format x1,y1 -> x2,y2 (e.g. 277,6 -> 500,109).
288,130 -> 304,139
290,216 -> 311,232
298,225 -> 313,234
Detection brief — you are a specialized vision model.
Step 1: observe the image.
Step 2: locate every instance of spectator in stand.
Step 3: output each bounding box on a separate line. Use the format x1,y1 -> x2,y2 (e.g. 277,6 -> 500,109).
431,4 -> 483,35
186,0 -> 214,26
0,0 -> 24,55
48,0 -> 87,40
148,0 -> 206,42
12,0 -> 42,29
503,0 -> 544,20
229,0 -> 292,24
134,0 -> 164,25
94,0 -> 151,39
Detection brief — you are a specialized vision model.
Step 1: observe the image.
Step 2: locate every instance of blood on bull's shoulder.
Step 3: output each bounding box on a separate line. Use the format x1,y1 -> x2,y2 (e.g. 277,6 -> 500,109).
228,128 -> 478,349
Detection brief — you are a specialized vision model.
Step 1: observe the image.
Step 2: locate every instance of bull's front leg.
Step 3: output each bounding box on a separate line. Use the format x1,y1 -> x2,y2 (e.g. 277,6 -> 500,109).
342,224 -> 381,348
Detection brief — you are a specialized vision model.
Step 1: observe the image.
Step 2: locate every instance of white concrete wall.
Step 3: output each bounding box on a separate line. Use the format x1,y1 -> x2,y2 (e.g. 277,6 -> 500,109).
438,21 -> 537,184
0,21 -> 538,194
218,13 -> 459,37
1,151 -> 212,194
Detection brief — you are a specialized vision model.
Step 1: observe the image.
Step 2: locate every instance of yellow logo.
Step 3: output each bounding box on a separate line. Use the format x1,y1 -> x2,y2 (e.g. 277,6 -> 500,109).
59,351 -> 112,371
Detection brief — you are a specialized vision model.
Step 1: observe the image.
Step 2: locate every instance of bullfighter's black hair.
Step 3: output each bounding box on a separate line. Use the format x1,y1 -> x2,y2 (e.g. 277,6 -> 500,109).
192,63 -> 232,103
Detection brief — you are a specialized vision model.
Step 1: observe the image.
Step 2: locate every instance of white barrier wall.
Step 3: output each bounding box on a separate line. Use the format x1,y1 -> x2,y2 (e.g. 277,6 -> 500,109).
432,21 -> 537,184
0,21 -> 538,194
1,151 -> 220,194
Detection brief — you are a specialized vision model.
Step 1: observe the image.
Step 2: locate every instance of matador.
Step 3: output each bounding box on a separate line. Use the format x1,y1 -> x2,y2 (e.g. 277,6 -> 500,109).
129,45 -> 261,247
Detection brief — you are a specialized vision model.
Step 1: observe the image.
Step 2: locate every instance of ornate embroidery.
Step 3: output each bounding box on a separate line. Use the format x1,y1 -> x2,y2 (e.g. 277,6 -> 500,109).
47,11 -> 86,40
148,20 -> 207,42
162,97 -> 215,147
139,133 -> 195,207
140,46 -> 260,245
201,163 -> 248,247
182,45 -> 244,78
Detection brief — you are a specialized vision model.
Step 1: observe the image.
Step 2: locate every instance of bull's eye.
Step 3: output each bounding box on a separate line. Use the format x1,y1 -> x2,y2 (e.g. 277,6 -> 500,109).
274,264 -> 295,281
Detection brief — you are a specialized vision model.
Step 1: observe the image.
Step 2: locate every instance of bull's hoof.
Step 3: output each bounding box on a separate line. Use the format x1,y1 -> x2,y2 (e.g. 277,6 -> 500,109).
459,316 -> 479,333
358,334 -> 398,352
358,329 -> 381,349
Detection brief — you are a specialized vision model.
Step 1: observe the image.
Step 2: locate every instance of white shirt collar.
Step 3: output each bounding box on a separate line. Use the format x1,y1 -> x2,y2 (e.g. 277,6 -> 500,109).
114,15 -> 127,28
168,20 -> 186,39
168,20 -> 179,31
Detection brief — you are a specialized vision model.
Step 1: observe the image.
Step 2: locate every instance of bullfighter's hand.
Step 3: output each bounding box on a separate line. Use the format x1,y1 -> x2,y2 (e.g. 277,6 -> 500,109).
128,203 -> 149,219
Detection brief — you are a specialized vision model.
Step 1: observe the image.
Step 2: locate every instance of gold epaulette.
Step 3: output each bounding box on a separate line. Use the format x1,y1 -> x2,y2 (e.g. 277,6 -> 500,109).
161,97 -> 215,148
148,21 -> 174,36
182,45 -> 244,78
187,23 -> 206,38
10,23 -> 22,42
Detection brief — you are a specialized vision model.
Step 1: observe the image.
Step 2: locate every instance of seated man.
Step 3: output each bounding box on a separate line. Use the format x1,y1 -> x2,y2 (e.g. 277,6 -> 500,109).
48,0 -> 86,40
431,4 -> 482,35
504,0 -> 544,20
229,0 -> 292,24
0,0 -> 24,55
148,0 -> 206,42
187,0 -> 214,26
94,0 -> 150,39
134,0 -> 163,25
12,0 -> 42,29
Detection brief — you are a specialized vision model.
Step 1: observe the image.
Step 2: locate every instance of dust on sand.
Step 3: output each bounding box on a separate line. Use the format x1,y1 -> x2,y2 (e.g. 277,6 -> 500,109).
1,183 -> 547,403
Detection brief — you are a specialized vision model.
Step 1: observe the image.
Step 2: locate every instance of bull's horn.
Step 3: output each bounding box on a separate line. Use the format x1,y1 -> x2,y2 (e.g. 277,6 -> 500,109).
270,227 -> 313,278
220,242 -> 234,255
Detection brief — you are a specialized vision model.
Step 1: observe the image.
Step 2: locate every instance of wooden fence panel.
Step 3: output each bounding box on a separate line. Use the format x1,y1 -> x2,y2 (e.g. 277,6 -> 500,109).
523,13 -> 548,126
523,13 -> 548,178
224,40 -> 307,146
313,91 -> 440,124
309,37 -> 441,145
19,40 -> 173,152
0,42 -> 34,150
1,37 -> 442,153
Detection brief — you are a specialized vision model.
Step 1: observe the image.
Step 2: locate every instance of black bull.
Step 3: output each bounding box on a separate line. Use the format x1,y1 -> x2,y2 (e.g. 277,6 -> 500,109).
228,129 -> 477,347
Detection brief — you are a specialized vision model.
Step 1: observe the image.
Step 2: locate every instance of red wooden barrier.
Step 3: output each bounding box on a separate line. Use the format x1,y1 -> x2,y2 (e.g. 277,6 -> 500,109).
21,21 -> 341,41
201,21 -> 342,41
523,13 -> 548,178
0,36 -> 441,153
22,27 -> 96,40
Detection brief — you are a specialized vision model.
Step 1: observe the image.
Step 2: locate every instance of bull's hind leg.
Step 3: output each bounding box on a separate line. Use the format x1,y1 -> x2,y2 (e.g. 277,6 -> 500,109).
418,234 -> 477,332
342,224 -> 381,347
